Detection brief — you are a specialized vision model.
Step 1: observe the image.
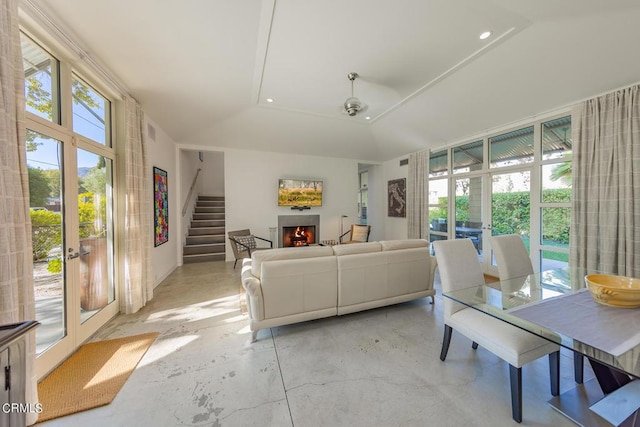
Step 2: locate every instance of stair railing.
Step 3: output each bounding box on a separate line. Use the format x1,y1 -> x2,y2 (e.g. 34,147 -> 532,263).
182,168 -> 202,216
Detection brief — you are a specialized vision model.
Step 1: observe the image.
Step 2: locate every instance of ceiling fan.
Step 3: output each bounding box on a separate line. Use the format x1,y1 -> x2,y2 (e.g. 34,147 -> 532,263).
343,72 -> 367,117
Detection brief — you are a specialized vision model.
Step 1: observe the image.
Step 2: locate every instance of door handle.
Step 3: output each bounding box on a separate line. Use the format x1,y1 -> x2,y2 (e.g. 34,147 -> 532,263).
67,247 -> 80,260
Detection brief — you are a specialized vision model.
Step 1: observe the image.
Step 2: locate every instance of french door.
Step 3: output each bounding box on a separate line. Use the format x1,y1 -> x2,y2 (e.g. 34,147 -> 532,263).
26,123 -> 118,379
484,168 -> 532,276
22,32 -> 119,378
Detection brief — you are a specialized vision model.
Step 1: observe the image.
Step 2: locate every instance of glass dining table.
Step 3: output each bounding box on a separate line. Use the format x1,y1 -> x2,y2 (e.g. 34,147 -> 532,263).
443,266 -> 640,427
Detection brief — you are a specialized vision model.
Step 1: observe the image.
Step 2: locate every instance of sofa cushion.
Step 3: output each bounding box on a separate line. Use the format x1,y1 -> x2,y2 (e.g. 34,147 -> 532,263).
251,245 -> 334,279
332,242 -> 382,256
380,239 -> 428,251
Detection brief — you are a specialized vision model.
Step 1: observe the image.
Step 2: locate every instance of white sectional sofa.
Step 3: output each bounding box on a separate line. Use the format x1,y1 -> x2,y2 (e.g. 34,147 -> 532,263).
240,239 -> 437,341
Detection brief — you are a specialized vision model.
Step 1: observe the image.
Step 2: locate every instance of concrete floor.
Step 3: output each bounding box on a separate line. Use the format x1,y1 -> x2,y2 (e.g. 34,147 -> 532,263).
38,260 -> 587,426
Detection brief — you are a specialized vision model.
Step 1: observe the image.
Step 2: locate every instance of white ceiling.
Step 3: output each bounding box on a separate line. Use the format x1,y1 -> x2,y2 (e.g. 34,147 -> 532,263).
25,0 -> 640,162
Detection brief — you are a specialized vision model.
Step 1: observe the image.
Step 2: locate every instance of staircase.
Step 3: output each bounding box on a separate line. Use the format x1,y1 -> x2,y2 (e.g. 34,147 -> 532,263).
183,196 -> 226,263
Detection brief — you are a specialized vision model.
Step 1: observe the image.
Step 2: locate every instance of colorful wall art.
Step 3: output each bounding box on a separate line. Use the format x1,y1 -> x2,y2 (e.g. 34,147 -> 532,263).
153,166 -> 168,246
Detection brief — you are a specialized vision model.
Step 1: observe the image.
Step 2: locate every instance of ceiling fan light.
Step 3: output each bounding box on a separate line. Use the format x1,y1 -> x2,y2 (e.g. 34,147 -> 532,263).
344,97 -> 362,116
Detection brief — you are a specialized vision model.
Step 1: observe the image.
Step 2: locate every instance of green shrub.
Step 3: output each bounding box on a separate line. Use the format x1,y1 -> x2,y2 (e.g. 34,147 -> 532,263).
30,209 -> 61,261
429,188 -> 571,244
47,257 -> 62,273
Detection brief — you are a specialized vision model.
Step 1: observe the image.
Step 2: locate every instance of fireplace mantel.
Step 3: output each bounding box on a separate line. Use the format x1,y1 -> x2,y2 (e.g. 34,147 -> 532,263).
277,215 -> 320,248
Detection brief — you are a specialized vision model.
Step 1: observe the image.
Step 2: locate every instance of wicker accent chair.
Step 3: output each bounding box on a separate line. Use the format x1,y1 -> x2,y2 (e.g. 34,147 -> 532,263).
228,229 -> 273,268
340,224 -> 371,244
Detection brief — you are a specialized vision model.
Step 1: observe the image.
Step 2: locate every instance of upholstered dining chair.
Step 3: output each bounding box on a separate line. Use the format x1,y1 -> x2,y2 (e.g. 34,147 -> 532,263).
433,238 -> 560,423
340,224 -> 371,244
228,229 -> 273,268
490,234 -> 533,279
490,234 -> 584,384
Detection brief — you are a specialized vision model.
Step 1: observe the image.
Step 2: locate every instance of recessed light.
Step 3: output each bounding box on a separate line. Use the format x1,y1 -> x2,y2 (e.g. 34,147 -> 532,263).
266,98 -> 274,103
479,31 -> 492,40
365,116 -> 371,120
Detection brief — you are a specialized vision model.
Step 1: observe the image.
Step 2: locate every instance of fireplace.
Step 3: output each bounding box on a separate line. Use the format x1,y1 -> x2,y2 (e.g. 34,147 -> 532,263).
282,225 -> 316,247
278,215 -> 320,248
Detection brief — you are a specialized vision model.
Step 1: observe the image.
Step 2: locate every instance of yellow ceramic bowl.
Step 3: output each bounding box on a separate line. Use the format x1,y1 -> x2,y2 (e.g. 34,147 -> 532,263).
585,274 -> 640,308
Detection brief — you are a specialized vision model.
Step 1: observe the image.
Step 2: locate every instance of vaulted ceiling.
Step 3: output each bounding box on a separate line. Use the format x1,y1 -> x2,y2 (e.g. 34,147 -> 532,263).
24,0 -> 640,162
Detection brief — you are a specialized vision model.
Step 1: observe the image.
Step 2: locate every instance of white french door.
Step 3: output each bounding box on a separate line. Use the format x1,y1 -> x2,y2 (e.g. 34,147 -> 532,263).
27,121 -> 119,379
483,168 -> 533,276
22,32 -> 119,378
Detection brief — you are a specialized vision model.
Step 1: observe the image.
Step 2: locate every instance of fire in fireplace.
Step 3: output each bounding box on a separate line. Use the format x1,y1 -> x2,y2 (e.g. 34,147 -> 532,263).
282,225 -> 316,247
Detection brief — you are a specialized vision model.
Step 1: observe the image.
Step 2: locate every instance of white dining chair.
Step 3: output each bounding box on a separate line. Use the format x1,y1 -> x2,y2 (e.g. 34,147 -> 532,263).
490,234 -> 533,279
433,238 -> 560,423
490,234 -> 584,384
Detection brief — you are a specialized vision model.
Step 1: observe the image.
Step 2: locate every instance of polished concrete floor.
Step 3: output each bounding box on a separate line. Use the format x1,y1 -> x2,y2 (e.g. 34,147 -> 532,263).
38,261 -> 587,426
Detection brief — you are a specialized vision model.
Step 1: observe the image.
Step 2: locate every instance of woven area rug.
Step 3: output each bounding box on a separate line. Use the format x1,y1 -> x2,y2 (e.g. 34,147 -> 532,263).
37,332 -> 159,423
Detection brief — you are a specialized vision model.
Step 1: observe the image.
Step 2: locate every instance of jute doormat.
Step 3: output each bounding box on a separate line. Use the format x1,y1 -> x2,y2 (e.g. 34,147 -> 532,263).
37,332 -> 159,423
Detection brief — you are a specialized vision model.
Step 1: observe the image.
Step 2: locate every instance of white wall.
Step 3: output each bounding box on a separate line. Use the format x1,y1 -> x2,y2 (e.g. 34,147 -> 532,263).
146,116 -> 179,286
223,148 -> 359,260
199,151 -> 224,196
179,150 -> 201,245
378,156 -> 410,240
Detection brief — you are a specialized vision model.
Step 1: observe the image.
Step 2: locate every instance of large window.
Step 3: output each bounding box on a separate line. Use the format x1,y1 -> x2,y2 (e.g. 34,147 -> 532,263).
21,30 -> 119,378
429,115 -> 572,273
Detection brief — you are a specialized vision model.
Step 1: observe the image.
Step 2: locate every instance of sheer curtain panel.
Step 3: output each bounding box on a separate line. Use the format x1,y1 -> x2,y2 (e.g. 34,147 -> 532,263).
0,0 -> 39,423
570,85 -> 640,277
407,150 -> 429,239
122,96 -> 153,314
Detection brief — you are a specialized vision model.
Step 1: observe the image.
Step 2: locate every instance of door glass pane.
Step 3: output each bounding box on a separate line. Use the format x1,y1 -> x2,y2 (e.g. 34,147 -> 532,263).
491,171 -> 531,264
72,75 -> 110,146
490,126 -> 534,168
21,34 -> 59,124
542,116 -> 572,160
542,163 -> 572,203
429,178 -> 448,241
453,140 -> 483,174
78,150 -> 114,322
541,250 -> 569,272
429,149 -> 448,177
26,130 -> 65,355
455,177 -> 483,258
541,207 -> 570,248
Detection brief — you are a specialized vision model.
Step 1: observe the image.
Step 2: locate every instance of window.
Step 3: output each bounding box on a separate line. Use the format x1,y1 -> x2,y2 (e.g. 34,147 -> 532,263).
72,75 -> 111,146
21,29 -> 118,376
358,171 -> 368,223
22,33 -> 60,124
428,115 -> 572,273
490,126 -> 534,168
429,149 -> 449,244
429,149 -> 448,178
453,140 -> 483,174
539,116 -> 572,271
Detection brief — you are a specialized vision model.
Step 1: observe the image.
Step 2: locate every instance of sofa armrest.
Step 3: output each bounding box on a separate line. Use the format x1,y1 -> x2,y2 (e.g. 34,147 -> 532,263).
241,265 -> 265,322
428,255 -> 438,291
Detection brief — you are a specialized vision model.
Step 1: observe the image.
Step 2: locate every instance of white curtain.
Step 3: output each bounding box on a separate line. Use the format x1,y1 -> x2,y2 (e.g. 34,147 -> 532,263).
407,150 -> 429,239
570,84 -> 640,277
0,0 -> 39,424
121,96 -> 153,314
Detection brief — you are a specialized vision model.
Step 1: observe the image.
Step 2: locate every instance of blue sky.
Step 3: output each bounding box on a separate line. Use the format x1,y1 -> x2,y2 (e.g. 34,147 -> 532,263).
26,71 -> 107,170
